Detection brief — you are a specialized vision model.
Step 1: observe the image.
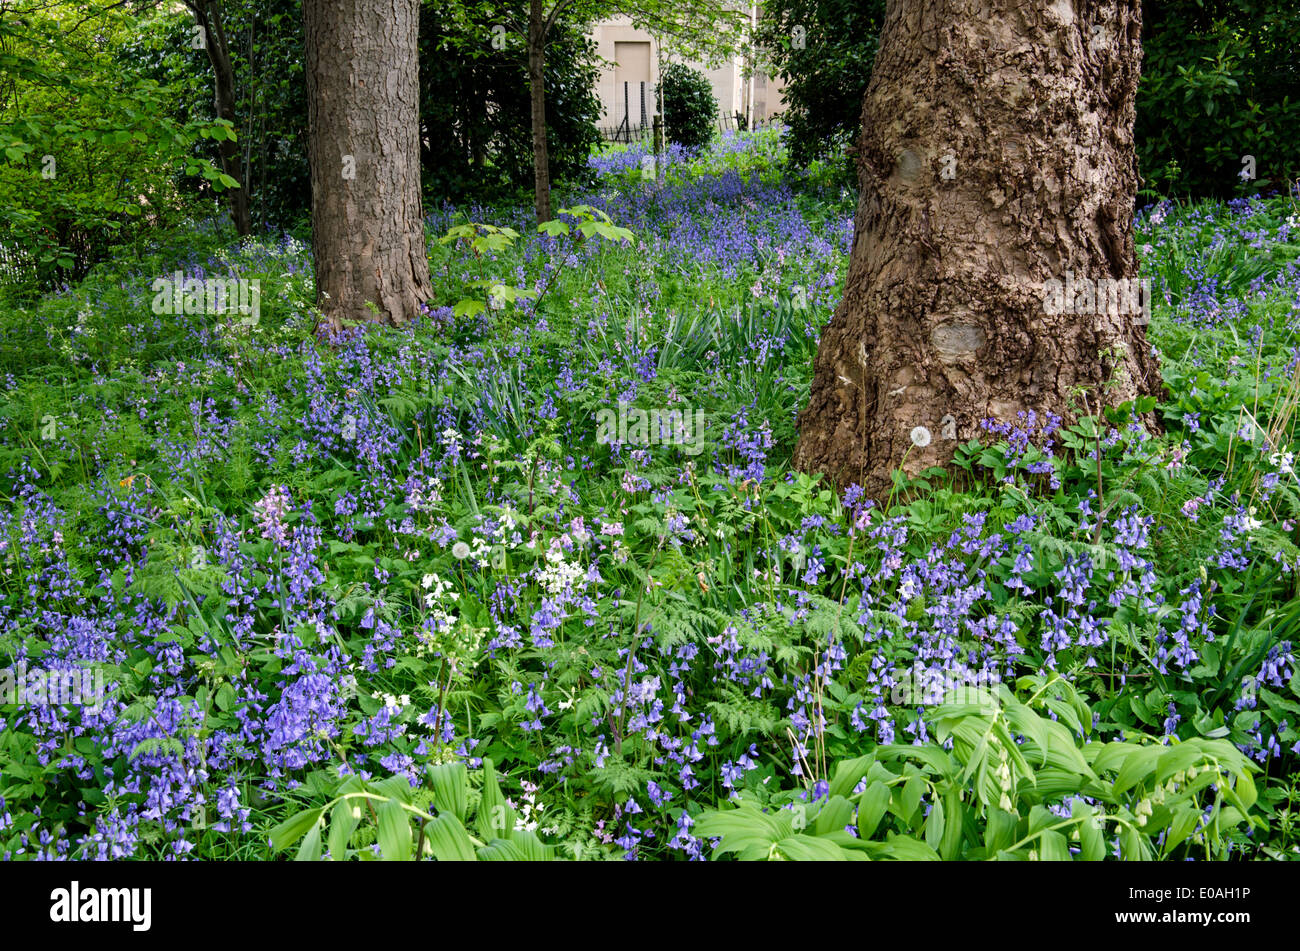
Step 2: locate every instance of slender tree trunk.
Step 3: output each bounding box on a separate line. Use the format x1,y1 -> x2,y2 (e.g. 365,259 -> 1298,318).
302,0 -> 432,330
242,15 -> 257,225
467,80 -> 487,169
528,0 -> 552,223
193,0 -> 251,236
795,0 -> 1162,499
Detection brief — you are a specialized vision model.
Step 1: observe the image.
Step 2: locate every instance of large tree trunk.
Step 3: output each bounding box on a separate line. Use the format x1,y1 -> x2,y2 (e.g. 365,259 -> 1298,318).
303,0 -> 432,330
794,0 -> 1162,499
528,0 -> 553,224
193,0 -> 251,236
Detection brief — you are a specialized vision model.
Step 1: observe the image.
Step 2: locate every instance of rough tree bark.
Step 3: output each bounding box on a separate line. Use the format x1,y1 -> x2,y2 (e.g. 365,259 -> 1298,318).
528,0 -> 554,223
190,0 -> 251,236
794,0 -> 1162,499
302,0 -> 432,330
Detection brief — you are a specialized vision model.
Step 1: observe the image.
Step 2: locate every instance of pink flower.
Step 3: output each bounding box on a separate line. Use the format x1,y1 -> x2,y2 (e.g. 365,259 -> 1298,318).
254,485 -> 292,546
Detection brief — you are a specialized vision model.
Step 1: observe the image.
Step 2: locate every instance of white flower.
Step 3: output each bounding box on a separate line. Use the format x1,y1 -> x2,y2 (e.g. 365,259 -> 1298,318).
452,541 -> 472,560
538,547 -> 583,596
470,536 -> 493,567
909,426 -> 932,448
1243,507 -> 1263,532
421,572 -> 454,600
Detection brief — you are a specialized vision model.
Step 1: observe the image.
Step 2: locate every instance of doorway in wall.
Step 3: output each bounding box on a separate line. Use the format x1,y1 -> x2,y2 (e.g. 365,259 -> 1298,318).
613,40 -> 652,131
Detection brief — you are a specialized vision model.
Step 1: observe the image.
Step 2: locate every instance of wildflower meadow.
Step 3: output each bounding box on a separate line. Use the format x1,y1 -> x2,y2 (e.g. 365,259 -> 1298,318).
1,129 -> 1298,869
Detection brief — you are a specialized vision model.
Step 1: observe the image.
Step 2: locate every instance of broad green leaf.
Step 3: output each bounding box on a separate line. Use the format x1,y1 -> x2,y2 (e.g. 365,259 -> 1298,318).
1027,805 -> 1057,836
984,807 -> 1017,854
270,807 -> 323,851
828,755 -> 874,799
376,799 -> 412,861
813,795 -> 855,836
878,833 -> 940,861
476,759 -> 515,842
296,819 -> 323,862
328,799 -> 360,860
856,782 -> 891,839
923,797 -> 945,852
774,835 -> 850,861
477,839 -> 528,861
429,762 -> 468,821
425,814 -> 477,862
939,787 -> 964,859
695,810 -> 777,856
1155,741 -> 1211,784
1120,825 -> 1150,860
508,829 -> 555,861
1088,741 -> 1144,775
1112,746 -> 1163,798
877,743 -> 953,776
1037,829 -> 1070,861
897,774 -> 925,827
371,775 -> 413,804
1074,803 -> 1106,861
1163,807 -> 1202,855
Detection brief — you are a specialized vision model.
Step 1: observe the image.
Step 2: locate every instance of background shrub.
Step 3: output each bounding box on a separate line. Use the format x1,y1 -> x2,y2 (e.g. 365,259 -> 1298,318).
420,7 -> 602,204
1137,0 -> 1300,200
661,62 -> 716,153
756,0 -> 883,173
757,0 -> 1300,200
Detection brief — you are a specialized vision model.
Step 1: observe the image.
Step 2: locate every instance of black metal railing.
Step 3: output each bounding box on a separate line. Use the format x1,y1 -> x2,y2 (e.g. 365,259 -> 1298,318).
596,78 -> 786,144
